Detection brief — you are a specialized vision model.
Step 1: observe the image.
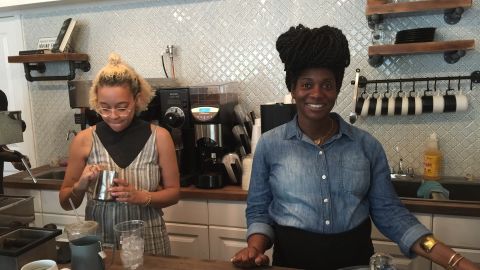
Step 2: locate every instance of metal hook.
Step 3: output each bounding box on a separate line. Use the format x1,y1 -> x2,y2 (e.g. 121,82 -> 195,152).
373,82 -> 379,98
410,81 -> 416,97
384,82 -> 390,98
423,79 -> 430,96
457,76 -> 461,92
446,79 -> 454,95
397,81 -> 403,97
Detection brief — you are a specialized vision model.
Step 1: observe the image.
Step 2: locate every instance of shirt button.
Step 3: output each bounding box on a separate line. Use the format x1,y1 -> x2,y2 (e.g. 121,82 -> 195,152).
322,175 -> 326,180
325,220 -> 330,225
323,198 -> 329,203
319,150 -> 323,155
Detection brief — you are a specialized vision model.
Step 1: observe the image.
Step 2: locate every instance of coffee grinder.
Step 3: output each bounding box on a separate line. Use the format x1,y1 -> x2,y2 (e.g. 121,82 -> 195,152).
147,87 -> 197,186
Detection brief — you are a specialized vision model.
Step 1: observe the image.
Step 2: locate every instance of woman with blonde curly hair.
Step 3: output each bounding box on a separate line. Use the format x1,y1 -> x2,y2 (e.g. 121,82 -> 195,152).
59,53 -> 179,255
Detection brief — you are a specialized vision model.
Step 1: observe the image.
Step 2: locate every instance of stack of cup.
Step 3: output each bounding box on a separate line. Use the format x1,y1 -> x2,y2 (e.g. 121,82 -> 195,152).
250,118 -> 261,155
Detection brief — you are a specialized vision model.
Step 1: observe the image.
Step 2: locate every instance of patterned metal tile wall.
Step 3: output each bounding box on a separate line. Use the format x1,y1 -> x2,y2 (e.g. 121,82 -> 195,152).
21,0 -> 480,178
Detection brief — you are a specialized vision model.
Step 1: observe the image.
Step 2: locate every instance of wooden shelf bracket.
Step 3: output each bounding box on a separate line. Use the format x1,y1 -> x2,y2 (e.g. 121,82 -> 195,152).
23,59 -> 90,82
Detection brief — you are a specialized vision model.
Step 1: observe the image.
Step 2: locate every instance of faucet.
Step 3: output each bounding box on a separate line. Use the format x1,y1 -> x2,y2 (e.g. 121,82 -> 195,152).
66,130 -> 77,141
391,146 -> 414,178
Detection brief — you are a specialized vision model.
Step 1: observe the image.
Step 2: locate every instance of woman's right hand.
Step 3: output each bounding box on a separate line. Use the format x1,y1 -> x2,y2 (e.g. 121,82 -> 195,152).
75,164 -> 102,191
231,246 -> 270,268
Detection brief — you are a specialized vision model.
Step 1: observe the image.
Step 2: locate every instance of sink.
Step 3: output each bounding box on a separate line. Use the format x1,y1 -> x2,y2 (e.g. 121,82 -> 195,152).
391,175 -> 480,202
0,195 -> 34,227
23,167 -> 65,181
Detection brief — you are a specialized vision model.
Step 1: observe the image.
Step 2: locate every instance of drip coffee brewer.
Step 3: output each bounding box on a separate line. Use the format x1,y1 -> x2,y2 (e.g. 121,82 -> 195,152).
191,106 -> 227,188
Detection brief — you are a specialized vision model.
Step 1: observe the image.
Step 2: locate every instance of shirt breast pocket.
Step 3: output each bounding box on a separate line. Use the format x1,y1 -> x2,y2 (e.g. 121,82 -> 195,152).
340,158 -> 370,196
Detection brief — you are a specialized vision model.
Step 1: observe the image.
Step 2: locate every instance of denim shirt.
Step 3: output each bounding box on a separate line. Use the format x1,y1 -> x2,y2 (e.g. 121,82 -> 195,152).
246,113 -> 430,257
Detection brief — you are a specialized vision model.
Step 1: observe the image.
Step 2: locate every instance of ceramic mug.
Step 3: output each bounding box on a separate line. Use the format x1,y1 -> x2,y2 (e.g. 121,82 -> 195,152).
21,260 -> 58,270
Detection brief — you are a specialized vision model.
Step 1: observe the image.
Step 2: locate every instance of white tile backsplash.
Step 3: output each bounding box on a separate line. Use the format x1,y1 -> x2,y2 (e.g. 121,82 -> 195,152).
19,0 -> 480,178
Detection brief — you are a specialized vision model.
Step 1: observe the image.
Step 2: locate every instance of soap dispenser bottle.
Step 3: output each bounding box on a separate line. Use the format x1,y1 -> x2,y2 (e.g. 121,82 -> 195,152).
423,133 -> 442,180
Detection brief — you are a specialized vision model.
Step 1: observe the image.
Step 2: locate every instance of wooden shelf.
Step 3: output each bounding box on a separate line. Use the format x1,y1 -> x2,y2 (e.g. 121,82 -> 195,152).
368,39 -> 475,56
7,52 -> 90,82
8,53 -> 88,63
366,0 -> 472,16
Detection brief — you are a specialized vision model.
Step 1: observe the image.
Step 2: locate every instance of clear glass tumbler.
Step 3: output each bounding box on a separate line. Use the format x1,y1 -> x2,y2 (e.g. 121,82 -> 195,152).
114,220 -> 145,270
369,252 -> 397,270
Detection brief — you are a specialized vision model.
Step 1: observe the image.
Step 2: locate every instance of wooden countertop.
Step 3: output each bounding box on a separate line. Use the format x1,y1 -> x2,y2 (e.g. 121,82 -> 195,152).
4,165 -> 480,217
60,249 -> 295,270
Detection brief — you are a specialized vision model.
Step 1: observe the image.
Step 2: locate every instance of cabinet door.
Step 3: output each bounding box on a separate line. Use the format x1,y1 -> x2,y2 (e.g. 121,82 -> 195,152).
373,240 -> 431,270
209,226 -> 273,262
433,215 -> 480,249
163,199 -> 208,224
208,200 -> 246,228
432,248 -> 480,270
166,222 -> 209,260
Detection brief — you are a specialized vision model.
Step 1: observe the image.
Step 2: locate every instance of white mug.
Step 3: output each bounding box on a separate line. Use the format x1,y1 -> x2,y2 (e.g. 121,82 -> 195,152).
414,96 -> 422,115
360,96 -> 370,117
21,259 -> 58,270
432,95 -> 444,113
455,94 -> 468,112
387,97 -> 395,116
401,97 -> 409,115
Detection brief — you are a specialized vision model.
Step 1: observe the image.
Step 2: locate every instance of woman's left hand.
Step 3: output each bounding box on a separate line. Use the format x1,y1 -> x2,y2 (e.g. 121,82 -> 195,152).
109,178 -> 146,205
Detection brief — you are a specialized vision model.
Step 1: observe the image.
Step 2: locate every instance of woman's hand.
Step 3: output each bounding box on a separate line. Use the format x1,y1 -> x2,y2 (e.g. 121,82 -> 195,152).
231,246 -> 270,268
74,164 -> 101,191
110,178 -> 148,205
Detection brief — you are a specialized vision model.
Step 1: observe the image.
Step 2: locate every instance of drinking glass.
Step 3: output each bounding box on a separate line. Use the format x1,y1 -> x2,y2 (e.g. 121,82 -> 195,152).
114,220 -> 145,270
369,252 -> 397,270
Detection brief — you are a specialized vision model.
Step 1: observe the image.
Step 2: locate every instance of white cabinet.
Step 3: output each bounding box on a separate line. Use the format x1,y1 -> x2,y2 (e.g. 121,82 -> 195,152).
163,199 -> 208,225
163,199 -> 210,259
163,199 -> 273,262
208,200 -> 246,228
166,223 -> 209,260
209,226 -> 247,261
371,213 -> 433,270
432,215 -> 480,270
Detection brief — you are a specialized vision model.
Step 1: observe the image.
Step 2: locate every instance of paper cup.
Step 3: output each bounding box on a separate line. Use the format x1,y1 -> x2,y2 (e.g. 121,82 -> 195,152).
21,260 -> 58,270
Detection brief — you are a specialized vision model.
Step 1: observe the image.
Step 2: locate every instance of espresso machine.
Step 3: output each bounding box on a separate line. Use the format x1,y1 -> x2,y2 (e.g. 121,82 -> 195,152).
190,83 -> 239,188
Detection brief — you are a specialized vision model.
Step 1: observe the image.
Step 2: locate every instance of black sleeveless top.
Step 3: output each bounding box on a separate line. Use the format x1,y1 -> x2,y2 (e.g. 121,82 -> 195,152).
95,118 -> 151,168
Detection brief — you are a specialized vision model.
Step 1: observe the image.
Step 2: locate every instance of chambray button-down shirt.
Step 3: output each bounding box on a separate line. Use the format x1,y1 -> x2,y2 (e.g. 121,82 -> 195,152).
246,113 -> 430,257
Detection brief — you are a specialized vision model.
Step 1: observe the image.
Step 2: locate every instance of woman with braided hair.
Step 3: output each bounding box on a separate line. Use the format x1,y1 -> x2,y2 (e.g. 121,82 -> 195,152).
231,25 -> 479,270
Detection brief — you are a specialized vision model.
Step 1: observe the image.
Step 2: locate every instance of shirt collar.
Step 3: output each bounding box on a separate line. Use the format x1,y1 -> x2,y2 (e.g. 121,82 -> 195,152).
284,112 -> 356,141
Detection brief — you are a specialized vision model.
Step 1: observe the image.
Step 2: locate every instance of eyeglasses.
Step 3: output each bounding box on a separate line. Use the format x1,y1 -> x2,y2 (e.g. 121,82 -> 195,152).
97,106 -> 132,117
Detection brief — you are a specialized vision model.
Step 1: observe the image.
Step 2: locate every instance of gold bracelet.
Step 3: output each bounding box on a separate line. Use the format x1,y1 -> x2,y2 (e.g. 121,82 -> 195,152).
448,253 -> 460,266
451,255 -> 464,269
142,192 -> 152,207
